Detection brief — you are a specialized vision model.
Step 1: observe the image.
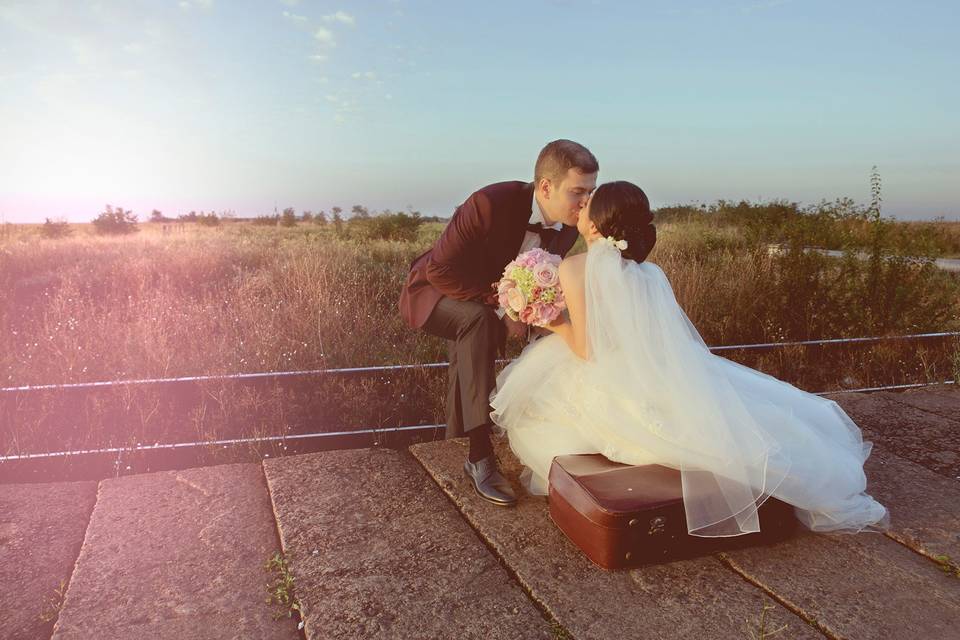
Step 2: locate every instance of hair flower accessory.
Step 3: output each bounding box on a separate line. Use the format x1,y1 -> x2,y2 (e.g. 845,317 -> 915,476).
603,235 -> 628,251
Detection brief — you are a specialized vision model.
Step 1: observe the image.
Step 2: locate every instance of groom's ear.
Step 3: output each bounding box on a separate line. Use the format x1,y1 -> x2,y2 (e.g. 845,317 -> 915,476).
538,177 -> 552,199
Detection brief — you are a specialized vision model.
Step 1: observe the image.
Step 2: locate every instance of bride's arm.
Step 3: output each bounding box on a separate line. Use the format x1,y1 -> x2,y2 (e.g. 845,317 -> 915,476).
543,258 -> 588,359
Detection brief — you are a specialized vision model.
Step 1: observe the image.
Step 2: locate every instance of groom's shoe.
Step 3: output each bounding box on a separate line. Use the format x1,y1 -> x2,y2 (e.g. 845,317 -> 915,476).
464,455 -> 517,507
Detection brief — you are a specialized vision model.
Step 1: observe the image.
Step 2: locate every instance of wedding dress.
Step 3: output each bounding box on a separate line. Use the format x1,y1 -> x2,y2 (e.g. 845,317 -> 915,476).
488,238 -> 891,537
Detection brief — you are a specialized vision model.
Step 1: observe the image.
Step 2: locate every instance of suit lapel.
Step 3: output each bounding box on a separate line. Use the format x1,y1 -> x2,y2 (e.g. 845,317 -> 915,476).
503,182 -> 534,261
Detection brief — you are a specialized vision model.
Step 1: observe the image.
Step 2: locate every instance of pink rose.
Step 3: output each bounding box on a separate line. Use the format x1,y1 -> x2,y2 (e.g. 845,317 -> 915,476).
519,304 -> 537,324
533,262 -> 559,287
525,302 -> 555,327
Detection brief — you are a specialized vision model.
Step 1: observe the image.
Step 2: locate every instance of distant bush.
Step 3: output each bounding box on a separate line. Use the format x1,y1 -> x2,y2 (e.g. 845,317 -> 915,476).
92,205 -> 138,235
652,204 -> 708,224
197,212 -> 220,227
331,209 -> 344,236
280,208 -> 297,227
345,210 -> 424,242
41,218 -> 72,238
252,214 -> 279,226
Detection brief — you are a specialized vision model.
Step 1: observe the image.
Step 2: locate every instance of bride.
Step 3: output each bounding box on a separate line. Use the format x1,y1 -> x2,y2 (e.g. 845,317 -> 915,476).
488,181 -> 891,538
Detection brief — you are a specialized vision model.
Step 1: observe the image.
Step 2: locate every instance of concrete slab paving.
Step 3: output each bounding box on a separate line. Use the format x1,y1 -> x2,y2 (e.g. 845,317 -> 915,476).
409,436 -> 824,640
262,447 -> 556,640
720,526 -> 960,640
51,463 -> 299,640
863,445 -> 960,563
887,385 -> 960,423
828,390 -> 960,479
0,479 -> 97,640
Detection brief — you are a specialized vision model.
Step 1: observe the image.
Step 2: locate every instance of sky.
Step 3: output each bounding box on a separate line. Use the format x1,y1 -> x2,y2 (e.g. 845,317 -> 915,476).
1,0 -> 958,223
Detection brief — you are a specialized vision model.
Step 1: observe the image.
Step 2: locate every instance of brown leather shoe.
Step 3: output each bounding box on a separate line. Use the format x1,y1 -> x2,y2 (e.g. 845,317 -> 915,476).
464,454 -> 517,507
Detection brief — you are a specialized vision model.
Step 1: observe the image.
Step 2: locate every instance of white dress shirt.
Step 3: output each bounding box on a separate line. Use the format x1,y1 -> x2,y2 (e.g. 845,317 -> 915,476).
519,191 -> 564,254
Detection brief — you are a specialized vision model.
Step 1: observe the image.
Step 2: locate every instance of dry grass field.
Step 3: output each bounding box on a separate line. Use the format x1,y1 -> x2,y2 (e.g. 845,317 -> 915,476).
1,212 -> 959,470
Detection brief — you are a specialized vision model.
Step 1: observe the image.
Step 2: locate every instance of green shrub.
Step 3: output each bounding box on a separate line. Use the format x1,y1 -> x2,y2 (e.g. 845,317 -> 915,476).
41,218 -> 72,238
345,211 -> 424,242
252,214 -> 279,226
92,205 -> 138,235
280,208 -> 297,227
197,212 -> 220,227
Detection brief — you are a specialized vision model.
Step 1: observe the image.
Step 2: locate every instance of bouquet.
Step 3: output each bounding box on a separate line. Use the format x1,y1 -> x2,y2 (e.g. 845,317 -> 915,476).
495,248 -> 566,326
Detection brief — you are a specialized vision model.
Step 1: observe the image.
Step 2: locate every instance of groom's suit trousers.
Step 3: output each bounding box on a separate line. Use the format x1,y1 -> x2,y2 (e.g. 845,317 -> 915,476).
421,295 -> 505,439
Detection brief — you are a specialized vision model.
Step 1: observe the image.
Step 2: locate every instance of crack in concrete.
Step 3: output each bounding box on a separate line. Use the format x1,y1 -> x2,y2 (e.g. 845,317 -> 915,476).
882,529 -> 960,577
406,448 -> 578,640
259,461 -> 308,640
715,551 -> 839,640
50,480 -> 102,639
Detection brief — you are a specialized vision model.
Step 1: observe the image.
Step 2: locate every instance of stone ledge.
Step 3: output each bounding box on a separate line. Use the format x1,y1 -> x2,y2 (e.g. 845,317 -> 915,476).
263,447 -> 556,640
0,479 -> 97,640
828,389 -> 960,479
51,463 -> 298,640
410,437 -> 823,640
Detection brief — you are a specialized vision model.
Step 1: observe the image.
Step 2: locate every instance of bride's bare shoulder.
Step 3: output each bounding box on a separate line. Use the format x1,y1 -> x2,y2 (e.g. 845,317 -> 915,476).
559,252 -> 586,282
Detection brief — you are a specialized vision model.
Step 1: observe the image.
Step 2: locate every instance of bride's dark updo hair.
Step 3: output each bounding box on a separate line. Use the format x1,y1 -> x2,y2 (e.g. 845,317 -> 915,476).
588,181 -> 657,263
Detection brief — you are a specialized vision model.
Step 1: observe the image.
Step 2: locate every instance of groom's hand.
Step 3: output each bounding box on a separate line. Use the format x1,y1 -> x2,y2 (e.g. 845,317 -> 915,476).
503,316 -> 527,340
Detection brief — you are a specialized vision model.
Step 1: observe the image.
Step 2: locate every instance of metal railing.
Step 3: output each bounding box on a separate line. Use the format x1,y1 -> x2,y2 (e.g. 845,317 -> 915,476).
3,330 -> 958,393
2,375 -> 957,463
1,330 -> 957,463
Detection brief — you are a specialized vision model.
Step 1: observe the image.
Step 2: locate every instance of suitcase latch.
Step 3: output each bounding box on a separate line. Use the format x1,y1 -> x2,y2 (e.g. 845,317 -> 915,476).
647,516 -> 667,535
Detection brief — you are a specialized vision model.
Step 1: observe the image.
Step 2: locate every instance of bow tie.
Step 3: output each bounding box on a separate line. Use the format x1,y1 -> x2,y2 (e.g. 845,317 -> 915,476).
527,221 -> 561,249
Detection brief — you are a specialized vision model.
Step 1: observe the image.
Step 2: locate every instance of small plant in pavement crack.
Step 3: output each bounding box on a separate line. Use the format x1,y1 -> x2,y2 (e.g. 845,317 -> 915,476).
744,601 -> 789,639
933,554 -> 960,579
38,577 -> 68,624
265,551 -> 304,628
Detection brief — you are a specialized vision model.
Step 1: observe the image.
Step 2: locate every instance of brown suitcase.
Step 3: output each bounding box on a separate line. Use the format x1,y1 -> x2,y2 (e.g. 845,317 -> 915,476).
548,453 -> 798,570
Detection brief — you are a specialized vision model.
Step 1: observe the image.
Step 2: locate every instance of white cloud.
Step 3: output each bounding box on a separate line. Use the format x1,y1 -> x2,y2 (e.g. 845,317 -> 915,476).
309,54 -> 328,63
322,10 -> 355,26
313,27 -> 335,47
280,0 -> 302,6
351,71 -> 377,80
282,10 -> 307,24
179,0 -> 213,10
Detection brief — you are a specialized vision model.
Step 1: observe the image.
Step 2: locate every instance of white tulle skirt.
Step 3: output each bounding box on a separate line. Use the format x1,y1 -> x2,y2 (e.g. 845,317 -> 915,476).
489,327 -> 891,538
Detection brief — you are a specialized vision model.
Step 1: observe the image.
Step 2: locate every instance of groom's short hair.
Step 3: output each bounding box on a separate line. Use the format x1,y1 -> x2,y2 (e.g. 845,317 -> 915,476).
534,139 -> 599,186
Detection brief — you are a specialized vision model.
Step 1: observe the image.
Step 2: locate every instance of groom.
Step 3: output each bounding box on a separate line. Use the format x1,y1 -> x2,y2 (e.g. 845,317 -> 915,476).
398,139 -> 598,506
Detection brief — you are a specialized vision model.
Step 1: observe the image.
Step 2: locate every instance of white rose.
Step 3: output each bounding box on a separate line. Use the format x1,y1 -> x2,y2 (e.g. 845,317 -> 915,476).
506,286 -> 527,313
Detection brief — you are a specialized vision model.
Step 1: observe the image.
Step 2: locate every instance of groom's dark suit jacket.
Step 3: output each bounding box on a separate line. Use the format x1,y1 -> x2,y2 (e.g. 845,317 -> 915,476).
399,180 -> 580,330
